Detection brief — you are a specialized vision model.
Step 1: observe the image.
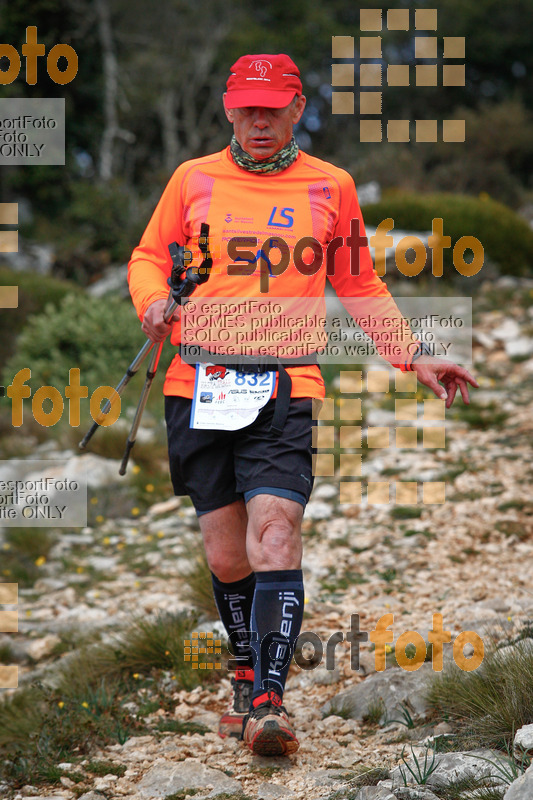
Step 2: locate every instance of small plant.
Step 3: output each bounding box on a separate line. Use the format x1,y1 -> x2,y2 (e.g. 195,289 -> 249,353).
85,760 -> 127,777
464,748 -> 530,787
426,632 -> 533,749
349,766 -> 390,786
385,702 -> 416,729
323,695 -> 357,721
398,745 -> 439,786
363,697 -> 386,725
390,506 -> 424,520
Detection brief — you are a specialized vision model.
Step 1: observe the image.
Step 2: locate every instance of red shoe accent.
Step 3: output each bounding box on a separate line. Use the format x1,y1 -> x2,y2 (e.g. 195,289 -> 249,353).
252,690 -> 283,709
235,668 -> 255,682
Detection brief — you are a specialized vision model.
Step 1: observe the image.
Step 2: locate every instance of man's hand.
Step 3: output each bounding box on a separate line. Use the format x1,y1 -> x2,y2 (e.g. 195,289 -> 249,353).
413,358 -> 479,408
142,299 -> 180,343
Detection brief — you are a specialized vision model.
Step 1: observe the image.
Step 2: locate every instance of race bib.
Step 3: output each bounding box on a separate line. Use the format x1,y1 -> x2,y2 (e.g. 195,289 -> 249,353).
190,363 -> 275,430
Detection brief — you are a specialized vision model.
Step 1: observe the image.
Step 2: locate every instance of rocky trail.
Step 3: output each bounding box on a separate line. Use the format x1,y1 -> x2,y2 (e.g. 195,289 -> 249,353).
1,278 -> 533,800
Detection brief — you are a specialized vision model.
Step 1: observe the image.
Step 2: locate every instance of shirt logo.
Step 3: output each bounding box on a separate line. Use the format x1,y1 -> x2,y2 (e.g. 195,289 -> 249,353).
267,206 -> 294,228
205,366 -> 228,380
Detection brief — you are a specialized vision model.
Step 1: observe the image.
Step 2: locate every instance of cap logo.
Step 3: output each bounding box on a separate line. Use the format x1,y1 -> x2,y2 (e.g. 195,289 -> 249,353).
250,59 -> 272,80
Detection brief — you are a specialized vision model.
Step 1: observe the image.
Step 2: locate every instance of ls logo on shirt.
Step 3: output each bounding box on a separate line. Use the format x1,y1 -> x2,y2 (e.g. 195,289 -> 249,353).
267,206 -> 294,228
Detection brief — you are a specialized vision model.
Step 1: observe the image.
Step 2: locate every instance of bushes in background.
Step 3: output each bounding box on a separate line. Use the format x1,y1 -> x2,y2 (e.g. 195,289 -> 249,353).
363,192 -> 533,277
2,293 -> 147,394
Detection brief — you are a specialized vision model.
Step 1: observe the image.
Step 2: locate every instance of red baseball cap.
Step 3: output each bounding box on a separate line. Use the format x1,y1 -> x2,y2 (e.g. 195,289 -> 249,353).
225,54 -> 302,109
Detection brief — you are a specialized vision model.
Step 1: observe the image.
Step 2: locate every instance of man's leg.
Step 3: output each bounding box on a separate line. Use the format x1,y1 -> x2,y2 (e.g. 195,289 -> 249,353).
241,494 -> 305,755
199,501 -> 256,737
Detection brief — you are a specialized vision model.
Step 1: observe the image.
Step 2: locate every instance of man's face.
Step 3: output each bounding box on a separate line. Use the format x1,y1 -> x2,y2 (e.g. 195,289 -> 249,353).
223,95 -> 306,160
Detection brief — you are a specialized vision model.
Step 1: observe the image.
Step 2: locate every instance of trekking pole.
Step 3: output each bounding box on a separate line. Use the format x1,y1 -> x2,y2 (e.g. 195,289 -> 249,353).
78,337 -> 156,451
78,224 -> 212,457
117,223 -> 213,475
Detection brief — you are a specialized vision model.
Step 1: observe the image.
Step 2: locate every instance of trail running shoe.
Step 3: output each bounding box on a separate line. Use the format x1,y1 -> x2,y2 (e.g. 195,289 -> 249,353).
218,668 -> 254,739
241,690 -> 299,756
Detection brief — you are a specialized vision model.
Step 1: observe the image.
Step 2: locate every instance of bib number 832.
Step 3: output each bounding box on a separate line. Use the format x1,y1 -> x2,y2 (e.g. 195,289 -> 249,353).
235,371 -> 271,386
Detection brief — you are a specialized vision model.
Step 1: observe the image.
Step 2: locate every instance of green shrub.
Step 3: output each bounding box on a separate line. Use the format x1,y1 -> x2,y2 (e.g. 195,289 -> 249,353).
65,180 -> 145,264
363,192 -> 533,277
3,292 -> 147,394
0,267 -> 81,368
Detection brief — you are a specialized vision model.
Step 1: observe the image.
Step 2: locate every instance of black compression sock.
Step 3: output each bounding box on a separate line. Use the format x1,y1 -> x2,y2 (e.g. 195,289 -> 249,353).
211,571 -> 256,670
250,569 -> 305,702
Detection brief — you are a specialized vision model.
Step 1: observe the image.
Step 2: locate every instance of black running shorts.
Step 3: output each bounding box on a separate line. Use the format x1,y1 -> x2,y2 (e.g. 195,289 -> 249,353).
164,396 -> 316,514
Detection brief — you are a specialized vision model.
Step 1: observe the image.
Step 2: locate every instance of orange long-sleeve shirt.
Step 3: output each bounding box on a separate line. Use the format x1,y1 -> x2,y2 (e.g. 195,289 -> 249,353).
128,147 -> 416,398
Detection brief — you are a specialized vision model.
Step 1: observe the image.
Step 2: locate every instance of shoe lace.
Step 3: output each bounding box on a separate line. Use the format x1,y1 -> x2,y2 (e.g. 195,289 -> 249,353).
249,691 -> 287,719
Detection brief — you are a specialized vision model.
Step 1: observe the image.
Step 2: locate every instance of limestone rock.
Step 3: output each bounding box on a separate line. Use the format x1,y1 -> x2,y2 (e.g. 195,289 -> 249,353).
513,724 -> 533,758
137,758 -> 242,798
504,762 -> 533,800
321,665 -> 433,722
25,635 -> 61,661
256,782 -> 296,799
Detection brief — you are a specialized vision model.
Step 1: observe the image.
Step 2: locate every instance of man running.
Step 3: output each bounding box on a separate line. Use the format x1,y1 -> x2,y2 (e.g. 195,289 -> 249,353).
128,53 -> 478,756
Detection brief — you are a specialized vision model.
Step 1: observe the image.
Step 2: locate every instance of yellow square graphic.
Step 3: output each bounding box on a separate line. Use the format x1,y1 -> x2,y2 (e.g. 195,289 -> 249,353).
395,426 -> 418,448
360,9 -> 382,30
0,231 -> 18,253
0,665 -> 18,688
0,203 -> 18,224
443,37 -> 465,58
387,8 -> 410,30
387,120 -> 410,143
0,609 -> 18,633
387,65 -> 410,86
367,370 -> 389,393
313,453 -> 335,477
367,427 -> 390,448
360,64 -> 382,86
415,119 -> 438,142
423,482 -> 446,504
339,398 -> 362,420
0,583 -> 18,604
396,399 -> 418,420
360,36 -> 382,59
423,427 -> 446,449
332,36 -> 355,58
332,92 -> 354,115
0,286 -> 18,308
395,372 -> 418,392
416,65 -> 438,86
443,65 -> 465,86
395,482 -> 418,504
423,399 -> 445,420
340,371 -> 362,393
360,91 -> 382,115
368,482 -> 390,504
443,119 -> 466,142
312,426 -> 335,449
340,426 -> 362,448
339,482 -> 362,504
360,120 -> 382,142
340,454 -> 362,477
332,64 -> 355,86
415,37 -> 437,59
415,8 -> 438,30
